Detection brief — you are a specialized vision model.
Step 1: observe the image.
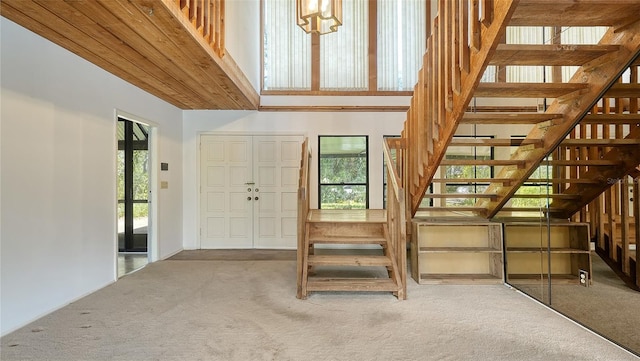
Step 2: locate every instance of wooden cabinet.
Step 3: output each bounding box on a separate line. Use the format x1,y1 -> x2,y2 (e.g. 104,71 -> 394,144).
503,221 -> 592,284
411,219 -> 504,284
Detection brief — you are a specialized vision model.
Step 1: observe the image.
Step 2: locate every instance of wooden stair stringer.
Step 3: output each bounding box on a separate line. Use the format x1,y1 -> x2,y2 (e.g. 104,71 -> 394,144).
477,22 -> 640,218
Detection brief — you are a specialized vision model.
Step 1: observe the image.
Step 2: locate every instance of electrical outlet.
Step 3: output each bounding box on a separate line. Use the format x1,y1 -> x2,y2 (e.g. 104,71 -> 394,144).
579,269 -> 589,287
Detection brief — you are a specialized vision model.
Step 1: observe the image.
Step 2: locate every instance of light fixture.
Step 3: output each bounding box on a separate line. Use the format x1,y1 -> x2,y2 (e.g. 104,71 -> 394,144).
296,0 -> 342,35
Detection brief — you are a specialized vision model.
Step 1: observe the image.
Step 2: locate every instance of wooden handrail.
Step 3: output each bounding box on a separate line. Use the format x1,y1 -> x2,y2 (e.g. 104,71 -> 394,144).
383,138 -> 407,299
173,0 -> 225,58
402,0 -> 518,214
296,138 -> 311,299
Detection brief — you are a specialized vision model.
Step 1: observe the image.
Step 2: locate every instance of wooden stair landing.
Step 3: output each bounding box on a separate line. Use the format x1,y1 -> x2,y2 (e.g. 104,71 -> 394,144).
298,209 -> 405,299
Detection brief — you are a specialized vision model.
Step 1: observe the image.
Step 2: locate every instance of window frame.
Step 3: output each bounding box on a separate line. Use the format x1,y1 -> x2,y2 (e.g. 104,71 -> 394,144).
442,135 -> 494,207
260,0 -> 429,96
510,135 -> 554,208
318,135 -> 370,209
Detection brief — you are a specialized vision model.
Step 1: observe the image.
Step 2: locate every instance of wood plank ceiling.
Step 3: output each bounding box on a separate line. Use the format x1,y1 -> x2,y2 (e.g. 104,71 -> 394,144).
0,0 -> 259,110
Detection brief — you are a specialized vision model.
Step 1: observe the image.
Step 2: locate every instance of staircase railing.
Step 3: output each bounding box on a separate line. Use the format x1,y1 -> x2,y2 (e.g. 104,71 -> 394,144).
172,0 -> 225,57
403,0 -> 518,214
296,138 -> 311,298
384,138 -> 407,299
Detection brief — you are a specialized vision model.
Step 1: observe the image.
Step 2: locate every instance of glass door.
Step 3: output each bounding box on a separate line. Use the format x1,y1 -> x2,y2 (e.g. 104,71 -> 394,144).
117,118 -> 149,253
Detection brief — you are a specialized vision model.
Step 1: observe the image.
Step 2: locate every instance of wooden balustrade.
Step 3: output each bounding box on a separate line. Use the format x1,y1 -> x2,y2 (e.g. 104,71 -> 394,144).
568,63 -> 640,289
403,0 -> 517,214
384,138 -> 408,299
579,174 -> 640,290
175,0 -> 225,58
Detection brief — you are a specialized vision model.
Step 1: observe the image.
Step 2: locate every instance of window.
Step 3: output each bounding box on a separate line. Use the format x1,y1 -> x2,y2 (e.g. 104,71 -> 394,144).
376,0 -> 427,91
263,0 -> 311,90
513,162 -> 552,208
443,136 -> 493,206
319,136 -> 368,209
262,0 -> 427,93
512,135 -> 553,208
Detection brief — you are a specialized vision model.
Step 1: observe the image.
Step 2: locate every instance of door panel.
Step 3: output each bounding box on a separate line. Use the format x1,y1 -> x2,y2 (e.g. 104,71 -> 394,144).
200,135 -> 253,248
200,134 -> 302,249
253,136 -> 302,249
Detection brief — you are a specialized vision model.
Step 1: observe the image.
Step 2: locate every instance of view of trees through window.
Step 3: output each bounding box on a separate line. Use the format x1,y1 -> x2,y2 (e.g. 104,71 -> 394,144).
511,135 -> 553,208
513,159 -> 553,208
444,139 -> 492,206
319,136 -> 368,209
117,150 -> 149,219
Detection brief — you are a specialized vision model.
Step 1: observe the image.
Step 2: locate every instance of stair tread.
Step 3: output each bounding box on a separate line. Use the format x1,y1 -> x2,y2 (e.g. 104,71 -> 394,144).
309,236 -> 387,244
491,44 -> 620,66
307,209 -> 387,224
308,255 -> 392,266
307,278 -> 399,292
461,112 -> 563,124
510,2 -> 640,27
475,82 -> 588,98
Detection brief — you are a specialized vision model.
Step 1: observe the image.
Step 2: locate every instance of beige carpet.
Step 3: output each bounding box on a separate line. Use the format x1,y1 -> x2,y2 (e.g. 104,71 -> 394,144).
1,259 -> 637,361
511,252 -> 640,354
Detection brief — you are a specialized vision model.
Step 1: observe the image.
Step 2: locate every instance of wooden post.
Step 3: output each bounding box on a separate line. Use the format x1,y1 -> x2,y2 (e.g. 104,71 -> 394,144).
635,175 -> 640,288
621,176 -> 630,274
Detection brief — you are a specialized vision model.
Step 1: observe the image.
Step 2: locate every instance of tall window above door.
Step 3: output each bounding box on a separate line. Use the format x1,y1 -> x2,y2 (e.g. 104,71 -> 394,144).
262,0 -> 427,94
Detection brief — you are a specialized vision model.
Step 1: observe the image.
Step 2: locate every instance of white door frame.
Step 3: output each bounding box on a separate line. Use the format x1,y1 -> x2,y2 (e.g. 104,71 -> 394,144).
197,131 -> 306,249
114,110 -> 159,280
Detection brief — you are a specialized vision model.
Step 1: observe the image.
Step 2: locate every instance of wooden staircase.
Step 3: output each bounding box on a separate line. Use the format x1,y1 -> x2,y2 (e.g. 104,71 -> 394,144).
398,0 -> 640,221
298,210 -> 405,299
296,139 -> 407,299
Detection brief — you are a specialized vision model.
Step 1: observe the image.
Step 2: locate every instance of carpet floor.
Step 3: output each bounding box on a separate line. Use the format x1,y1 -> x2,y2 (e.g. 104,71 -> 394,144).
1,259 -> 637,361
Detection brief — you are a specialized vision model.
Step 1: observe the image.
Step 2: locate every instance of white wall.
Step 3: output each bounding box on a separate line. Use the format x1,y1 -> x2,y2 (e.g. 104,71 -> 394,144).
0,18 -> 184,335
225,0 -> 261,91
182,109 -> 407,249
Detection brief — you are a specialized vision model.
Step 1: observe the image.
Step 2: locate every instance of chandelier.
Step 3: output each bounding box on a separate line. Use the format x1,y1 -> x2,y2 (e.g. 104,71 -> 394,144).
296,0 -> 342,35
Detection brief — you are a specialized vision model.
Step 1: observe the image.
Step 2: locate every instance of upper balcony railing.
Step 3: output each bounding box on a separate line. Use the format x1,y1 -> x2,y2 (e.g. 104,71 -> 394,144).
174,0 -> 225,58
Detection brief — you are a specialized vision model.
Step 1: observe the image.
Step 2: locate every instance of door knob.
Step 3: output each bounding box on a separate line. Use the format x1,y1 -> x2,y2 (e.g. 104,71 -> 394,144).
247,197 -> 252,201
247,188 -> 252,192
254,197 -> 259,201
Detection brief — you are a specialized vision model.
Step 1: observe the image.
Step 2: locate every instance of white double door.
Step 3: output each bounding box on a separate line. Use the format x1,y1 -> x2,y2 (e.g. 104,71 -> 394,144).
200,134 -> 302,249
